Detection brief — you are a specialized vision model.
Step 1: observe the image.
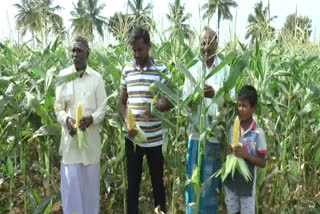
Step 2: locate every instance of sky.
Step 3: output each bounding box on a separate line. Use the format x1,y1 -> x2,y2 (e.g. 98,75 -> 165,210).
1,0 -> 320,44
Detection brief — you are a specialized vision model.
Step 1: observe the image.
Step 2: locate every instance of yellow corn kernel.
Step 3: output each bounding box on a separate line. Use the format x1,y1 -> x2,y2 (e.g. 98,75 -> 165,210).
75,103 -> 82,128
127,109 -> 136,130
232,117 -> 240,147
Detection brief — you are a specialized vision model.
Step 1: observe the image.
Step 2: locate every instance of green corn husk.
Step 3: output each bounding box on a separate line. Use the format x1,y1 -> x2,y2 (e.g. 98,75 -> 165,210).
215,116 -> 252,182
74,129 -> 88,149
216,153 -> 252,182
133,126 -> 147,145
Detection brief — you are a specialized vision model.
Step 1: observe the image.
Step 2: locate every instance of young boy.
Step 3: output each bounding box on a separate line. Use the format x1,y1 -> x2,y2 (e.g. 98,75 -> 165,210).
224,85 -> 267,214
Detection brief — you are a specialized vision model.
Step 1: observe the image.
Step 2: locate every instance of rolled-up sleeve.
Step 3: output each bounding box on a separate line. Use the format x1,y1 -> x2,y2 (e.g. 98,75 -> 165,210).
92,76 -> 107,125
55,85 -> 69,127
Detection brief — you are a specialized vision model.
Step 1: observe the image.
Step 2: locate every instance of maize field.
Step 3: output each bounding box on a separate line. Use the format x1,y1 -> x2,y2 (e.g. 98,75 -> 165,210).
0,28 -> 320,214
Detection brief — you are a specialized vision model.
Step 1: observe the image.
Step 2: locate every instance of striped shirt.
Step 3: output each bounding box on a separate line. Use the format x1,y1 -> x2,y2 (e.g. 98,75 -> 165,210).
121,58 -> 167,147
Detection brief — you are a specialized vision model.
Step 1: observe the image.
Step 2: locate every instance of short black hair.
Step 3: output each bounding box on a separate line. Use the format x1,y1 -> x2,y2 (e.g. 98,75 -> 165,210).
73,36 -> 89,50
237,85 -> 258,106
128,26 -> 150,46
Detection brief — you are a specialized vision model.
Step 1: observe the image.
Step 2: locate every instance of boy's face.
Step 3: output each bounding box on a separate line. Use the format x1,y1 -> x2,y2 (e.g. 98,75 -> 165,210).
236,98 -> 256,121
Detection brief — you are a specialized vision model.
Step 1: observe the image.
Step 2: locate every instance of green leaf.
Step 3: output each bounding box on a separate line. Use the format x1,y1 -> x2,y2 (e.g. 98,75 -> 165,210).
33,125 -> 60,138
299,102 -> 313,115
34,194 -> 57,214
178,63 -> 196,86
0,76 -> 14,88
297,55 -> 318,74
289,160 -> 299,179
205,52 -> 236,80
7,157 -> 14,177
54,72 -> 78,87
74,129 -> 88,149
30,67 -> 45,78
150,96 -> 176,129
26,92 -> 54,125
256,168 -> 266,192
0,95 -> 10,116
149,81 -> 179,107
313,146 -> 320,164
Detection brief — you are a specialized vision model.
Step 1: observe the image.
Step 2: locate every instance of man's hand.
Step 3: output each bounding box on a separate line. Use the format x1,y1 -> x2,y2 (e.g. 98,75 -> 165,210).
227,144 -> 233,154
204,85 -> 215,98
66,117 -> 77,136
234,146 -> 249,159
79,115 -> 93,131
128,128 -> 138,139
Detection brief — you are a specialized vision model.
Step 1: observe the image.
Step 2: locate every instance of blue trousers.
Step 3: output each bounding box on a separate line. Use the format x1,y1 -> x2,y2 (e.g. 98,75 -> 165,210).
185,139 -> 222,214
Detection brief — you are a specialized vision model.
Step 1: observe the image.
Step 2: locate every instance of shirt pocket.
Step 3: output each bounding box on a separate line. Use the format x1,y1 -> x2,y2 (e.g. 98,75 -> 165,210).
82,90 -> 96,114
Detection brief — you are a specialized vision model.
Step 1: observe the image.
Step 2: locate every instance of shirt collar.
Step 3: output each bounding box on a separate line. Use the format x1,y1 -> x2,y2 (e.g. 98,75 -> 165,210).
243,120 -> 257,136
72,65 -> 92,77
133,57 -> 155,70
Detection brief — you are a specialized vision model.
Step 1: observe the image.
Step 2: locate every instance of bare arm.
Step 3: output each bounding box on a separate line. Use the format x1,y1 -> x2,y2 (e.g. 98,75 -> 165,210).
120,87 -> 128,123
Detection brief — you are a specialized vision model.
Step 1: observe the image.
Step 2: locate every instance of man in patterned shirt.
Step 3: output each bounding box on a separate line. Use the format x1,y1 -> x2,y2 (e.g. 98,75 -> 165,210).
120,26 -> 172,214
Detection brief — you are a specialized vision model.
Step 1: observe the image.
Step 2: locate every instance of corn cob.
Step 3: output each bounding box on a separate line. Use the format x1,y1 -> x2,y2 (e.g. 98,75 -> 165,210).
127,109 -> 136,130
215,116 -> 252,182
75,103 -> 82,128
74,103 -> 87,149
232,117 -> 240,147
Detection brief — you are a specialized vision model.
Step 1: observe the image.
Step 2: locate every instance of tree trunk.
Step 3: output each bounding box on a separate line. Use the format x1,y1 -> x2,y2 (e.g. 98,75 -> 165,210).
217,10 -> 221,43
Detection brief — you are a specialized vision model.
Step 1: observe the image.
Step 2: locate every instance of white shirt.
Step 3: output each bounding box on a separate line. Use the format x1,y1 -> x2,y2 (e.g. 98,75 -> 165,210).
55,65 -> 107,165
182,57 -> 232,142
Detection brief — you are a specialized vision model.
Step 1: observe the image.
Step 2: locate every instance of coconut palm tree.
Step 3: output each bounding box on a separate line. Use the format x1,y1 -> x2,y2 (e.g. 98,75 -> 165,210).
107,12 -> 134,42
282,13 -> 312,42
127,0 -> 154,30
245,1 -> 277,43
166,0 -> 193,39
70,0 -> 107,41
14,0 -> 64,46
202,0 -> 238,39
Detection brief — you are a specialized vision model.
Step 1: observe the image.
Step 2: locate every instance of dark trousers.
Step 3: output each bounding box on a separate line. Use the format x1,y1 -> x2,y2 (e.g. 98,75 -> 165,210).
125,137 -> 166,214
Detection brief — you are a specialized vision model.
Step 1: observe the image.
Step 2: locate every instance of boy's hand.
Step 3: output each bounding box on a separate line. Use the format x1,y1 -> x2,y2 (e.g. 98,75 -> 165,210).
234,146 -> 249,159
227,144 -> 233,154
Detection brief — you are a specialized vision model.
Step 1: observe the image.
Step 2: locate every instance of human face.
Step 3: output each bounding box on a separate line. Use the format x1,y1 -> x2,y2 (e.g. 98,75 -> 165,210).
201,33 -> 217,61
236,98 -> 256,122
131,39 -> 149,67
71,41 -> 89,71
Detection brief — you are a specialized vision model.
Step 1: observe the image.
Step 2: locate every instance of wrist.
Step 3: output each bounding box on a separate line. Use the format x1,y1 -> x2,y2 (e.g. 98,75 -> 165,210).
155,103 -> 163,112
245,153 -> 253,161
66,116 -> 70,125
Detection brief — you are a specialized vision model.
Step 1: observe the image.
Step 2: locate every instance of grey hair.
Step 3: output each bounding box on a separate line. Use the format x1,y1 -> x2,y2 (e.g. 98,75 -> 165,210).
73,36 -> 89,50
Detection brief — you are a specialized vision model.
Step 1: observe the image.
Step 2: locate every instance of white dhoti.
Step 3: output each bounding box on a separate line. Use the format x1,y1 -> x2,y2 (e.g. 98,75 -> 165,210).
61,163 -> 100,214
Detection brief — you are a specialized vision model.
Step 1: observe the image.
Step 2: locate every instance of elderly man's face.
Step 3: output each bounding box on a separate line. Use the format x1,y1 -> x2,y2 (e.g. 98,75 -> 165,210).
71,41 -> 89,70
200,33 -> 217,61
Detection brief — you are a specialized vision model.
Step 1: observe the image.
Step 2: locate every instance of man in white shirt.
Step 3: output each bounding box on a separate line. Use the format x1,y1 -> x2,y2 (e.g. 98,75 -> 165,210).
183,28 -> 231,213
55,36 -> 107,214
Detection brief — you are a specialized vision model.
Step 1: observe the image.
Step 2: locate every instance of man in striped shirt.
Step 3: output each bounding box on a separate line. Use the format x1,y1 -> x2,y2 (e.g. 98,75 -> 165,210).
120,26 -> 172,214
